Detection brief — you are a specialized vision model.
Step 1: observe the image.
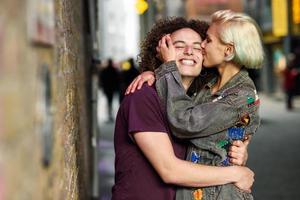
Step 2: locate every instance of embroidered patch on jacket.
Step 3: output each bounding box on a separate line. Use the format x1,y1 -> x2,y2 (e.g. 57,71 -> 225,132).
193,189 -> 203,200
221,157 -> 230,166
228,127 -> 245,140
247,90 -> 260,107
240,114 -> 250,126
217,140 -> 229,148
248,99 -> 260,108
191,151 -> 201,163
247,96 -> 255,104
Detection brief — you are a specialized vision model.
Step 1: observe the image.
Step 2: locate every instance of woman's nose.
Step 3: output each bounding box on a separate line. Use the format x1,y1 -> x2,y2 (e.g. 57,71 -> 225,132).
200,40 -> 206,48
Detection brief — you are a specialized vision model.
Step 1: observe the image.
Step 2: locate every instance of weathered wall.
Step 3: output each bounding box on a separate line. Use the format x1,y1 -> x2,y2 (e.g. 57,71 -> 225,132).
0,0 -> 91,199
53,0 -> 91,199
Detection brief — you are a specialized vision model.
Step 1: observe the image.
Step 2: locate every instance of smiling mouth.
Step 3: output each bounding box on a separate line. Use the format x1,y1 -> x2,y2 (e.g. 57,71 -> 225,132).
180,59 -> 196,66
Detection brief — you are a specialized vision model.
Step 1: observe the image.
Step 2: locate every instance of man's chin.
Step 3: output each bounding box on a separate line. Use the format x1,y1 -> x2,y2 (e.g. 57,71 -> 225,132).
203,63 -> 219,68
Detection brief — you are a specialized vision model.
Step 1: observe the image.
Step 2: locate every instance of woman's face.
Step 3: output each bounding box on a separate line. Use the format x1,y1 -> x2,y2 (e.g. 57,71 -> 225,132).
170,28 -> 203,80
201,23 -> 228,68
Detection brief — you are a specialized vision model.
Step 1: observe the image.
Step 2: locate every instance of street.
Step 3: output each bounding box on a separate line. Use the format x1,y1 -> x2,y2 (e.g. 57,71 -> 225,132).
97,91 -> 300,200
248,94 -> 300,199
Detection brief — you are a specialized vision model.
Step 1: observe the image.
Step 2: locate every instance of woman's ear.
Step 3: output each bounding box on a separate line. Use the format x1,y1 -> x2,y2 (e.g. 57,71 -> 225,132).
224,43 -> 235,61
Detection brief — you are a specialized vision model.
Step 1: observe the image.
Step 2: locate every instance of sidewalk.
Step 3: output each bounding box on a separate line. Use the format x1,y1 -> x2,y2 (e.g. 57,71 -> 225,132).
97,89 -> 117,200
248,92 -> 300,200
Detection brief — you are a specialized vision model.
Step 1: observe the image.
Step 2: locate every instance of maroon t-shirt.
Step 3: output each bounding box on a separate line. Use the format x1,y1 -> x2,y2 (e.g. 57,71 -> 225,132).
112,85 -> 186,200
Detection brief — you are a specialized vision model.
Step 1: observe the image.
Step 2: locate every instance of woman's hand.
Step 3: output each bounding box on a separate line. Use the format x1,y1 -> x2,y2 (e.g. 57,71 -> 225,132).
229,136 -> 251,166
125,71 -> 155,94
156,34 -> 176,62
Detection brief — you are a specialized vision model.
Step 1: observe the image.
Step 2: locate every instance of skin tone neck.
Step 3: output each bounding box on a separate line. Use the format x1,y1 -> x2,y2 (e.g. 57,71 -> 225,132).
212,60 -> 242,94
181,77 -> 194,91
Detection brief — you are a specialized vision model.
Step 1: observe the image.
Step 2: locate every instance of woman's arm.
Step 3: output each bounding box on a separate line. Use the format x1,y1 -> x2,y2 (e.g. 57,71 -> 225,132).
133,131 -> 254,191
155,61 -> 259,139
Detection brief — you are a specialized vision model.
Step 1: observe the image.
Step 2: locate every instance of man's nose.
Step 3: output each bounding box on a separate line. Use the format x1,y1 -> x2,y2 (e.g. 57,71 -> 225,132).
184,46 -> 193,55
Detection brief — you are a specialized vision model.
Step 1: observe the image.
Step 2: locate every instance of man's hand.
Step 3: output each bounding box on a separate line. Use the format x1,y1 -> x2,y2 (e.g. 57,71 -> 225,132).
232,166 -> 254,192
125,71 -> 155,94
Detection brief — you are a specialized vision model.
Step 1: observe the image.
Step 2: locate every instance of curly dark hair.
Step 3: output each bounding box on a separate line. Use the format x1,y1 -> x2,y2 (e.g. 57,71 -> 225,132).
138,17 -> 209,72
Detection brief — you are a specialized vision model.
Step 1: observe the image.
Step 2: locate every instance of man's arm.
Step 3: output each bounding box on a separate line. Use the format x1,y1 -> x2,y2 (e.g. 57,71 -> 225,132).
133,131 -> 254,190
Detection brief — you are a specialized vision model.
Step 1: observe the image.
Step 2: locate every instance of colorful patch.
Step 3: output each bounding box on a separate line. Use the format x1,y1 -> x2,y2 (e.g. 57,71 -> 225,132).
228,127 -> 245,140
240,114 -> 250,126
247,96 -> 255,104
248,99 -> 260,108
193,189 -> 203,200
221,157 -> 230,166
217,140 -> 229,148
191,151 -> 201,163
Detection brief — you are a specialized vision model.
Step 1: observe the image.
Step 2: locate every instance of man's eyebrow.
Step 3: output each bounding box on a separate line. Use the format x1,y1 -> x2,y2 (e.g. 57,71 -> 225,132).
193,42 -> 202,45
173,41 -> 185,45
173,41 -> 202,45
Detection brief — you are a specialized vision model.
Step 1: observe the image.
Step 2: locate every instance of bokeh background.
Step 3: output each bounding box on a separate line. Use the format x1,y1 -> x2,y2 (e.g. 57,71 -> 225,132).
0,0 -> 300,199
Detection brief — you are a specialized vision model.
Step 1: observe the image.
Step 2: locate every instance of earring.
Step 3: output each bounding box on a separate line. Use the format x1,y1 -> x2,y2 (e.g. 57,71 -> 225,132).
224,54 -> 234,62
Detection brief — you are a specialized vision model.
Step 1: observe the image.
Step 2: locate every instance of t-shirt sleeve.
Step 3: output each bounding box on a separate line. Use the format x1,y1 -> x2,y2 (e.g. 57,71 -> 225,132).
125,86 -> 168,135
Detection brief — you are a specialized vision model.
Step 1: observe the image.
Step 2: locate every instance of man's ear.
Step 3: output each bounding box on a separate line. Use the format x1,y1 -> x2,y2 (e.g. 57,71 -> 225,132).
224,43 -> 235,61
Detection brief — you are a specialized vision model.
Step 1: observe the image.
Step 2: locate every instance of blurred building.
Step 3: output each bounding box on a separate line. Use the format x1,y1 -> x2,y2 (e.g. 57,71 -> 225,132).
254,0 -> 300,94
143,0 -> 300,94
98,0 -> 140,61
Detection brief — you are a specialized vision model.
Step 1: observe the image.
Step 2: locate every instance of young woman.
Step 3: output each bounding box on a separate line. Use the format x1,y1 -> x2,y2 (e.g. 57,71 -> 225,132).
112,17 -> 253,200
127,10 -> 264,200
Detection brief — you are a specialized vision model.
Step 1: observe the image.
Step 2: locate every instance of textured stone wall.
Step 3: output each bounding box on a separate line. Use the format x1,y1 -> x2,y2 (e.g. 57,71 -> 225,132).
0,0 -> 91,199
53,0 -> 91,199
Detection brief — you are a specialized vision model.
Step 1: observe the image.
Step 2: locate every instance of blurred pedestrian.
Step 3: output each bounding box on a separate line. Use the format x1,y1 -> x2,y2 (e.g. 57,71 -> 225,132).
119,57 -> 140,103
283,55 -> 299,110
99,58 -> 120,122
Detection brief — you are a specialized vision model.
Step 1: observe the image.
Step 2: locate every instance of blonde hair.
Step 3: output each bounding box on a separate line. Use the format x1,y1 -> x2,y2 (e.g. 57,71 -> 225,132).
211,10 -> 264,69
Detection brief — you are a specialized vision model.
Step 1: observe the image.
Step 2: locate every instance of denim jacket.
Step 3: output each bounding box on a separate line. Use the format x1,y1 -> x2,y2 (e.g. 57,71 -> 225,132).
155,61 -> 260,200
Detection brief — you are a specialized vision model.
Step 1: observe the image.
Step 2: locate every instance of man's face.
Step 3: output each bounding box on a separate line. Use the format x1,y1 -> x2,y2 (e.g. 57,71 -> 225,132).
170,28 -> 203,79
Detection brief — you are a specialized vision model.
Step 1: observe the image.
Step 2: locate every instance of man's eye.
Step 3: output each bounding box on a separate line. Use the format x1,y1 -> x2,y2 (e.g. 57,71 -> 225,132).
193,47 -> 202,51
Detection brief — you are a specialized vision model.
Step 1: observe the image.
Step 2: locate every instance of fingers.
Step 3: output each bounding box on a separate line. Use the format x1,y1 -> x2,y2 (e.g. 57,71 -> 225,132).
125,72 -> 156,94
229,156 -> 244,166
229,141 -> 248,166
229,149 -> 245,166
131,75 -> 142,93
160,36 -> 168,54
148,77 -> 155,86
243,135 -> 252,146
125,76 -> 141,94
231,140 -> 243,147
165,34 -> 173,48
